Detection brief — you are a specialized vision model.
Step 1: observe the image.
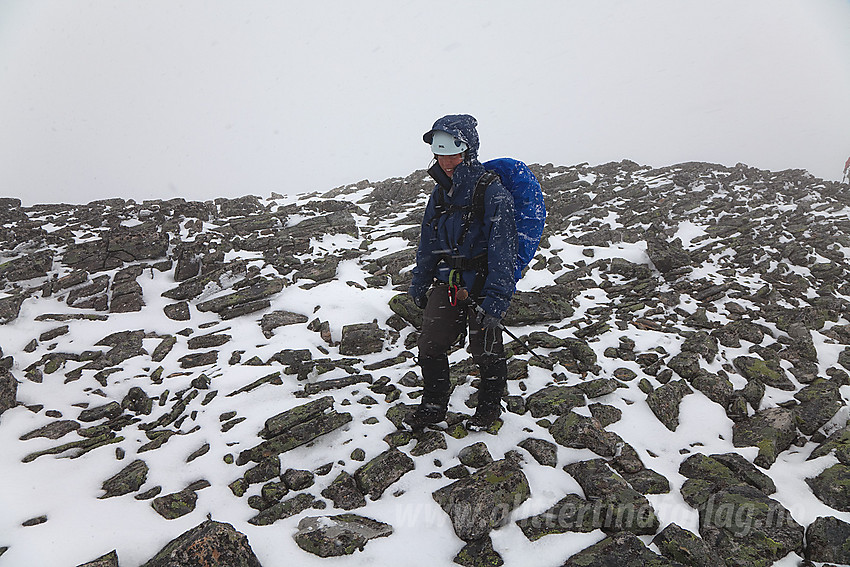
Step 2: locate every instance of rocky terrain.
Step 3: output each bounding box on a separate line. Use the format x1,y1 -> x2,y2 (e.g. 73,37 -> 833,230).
1,159 -> 850,566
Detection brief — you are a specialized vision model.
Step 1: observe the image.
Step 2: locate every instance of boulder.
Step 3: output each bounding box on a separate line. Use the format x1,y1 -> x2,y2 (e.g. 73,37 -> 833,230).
646,379 -> 692,431
805,515 -> 850,564
339,321 -> 385,356
140,520 -> 262,567
432,457 -> 530,542
550,411 -> 621,458
562,532 -> 679,566
732,407 -> 797,468
651,522 -> 721,567
563,458 -> 659,535
100,459 -> 148,499
698,484 -> 804,567
354,447 -> 414,500
806,463 -> 850,512
76,550 -> 119,567
293,514 -> 392,557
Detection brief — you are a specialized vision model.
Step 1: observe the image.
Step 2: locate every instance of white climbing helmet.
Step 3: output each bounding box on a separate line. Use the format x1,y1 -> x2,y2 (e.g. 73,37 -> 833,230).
430,130 -> 468,156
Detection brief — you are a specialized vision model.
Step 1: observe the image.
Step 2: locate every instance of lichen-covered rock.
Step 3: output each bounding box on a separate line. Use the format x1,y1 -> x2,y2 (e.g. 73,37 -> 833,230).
525,385 -> 585,418
679,452 -> 776,508
433,457 -> 530,542
354,447 -> 414,500
549,411 -> 621,458
503,287 -> 575,325
140,520 -> 262,567
792,377 -> 844,435
260,310 -> 308,338
562,531 -> 679,566
339,321 -> 385,356
651,522 -> 721,567
517,437 -> 558,467
321,471 -> 367,511
808,423 -> 850,465
806,463 -> 850,512
805,515 -> 850,564
516,493 -> 601,540
646,379 -> 692,431
0,292 -> 26,323
293,514 -> 392,557
238,407 -> 352,465
698,484 -> 804,567
247,493 -> 315,526
76,550 -> 119,567
151,488 -> 198,520
733,355 -> 794,390
563,458 -> 659,535
100,459 -> 148,499
453,535 -> 504,567
732,406 -> 797,468
458,442 -> 494,469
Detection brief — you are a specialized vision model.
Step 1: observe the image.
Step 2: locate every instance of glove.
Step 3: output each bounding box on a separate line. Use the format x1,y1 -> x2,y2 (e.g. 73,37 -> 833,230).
476,309 -> 502,331
411,293 -> 427,310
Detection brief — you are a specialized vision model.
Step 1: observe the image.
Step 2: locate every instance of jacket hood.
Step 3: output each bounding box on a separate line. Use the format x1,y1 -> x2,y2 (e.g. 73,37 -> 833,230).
423,114 -> 480,161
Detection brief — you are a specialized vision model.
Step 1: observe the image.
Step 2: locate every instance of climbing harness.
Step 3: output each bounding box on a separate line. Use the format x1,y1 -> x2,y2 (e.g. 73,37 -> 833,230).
447,269 -> 468,306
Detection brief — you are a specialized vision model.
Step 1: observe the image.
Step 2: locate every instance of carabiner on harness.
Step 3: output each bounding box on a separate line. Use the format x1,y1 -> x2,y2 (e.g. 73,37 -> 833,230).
447,269 -> 469,307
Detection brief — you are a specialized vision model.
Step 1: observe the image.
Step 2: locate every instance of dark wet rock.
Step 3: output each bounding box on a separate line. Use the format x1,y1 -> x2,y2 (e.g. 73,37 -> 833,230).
122,386 -> 153,415
140,519 -> 262,567
339,321 -> 385,356
293,513 -> 392,558
805,515 -> 850,564
76,550 -> 119,567
550,411 -> 621,458
646,234 -> 691,275
151,336 -> 176,363
0,368 -> 18,416
806,463 -> 850,512
732,406 -> 797,468
563,458 -> 659,535
518,437 -> 558,467
646,379 -> 692,431
110,264 -> 144,313
698,484 -> 804,567
562,531 -> 678,566
651,522 -> 721,567
433,457 -> 531,542
163,301 -> 190,321
100,459 -> 148,499
354,447 -> 414,500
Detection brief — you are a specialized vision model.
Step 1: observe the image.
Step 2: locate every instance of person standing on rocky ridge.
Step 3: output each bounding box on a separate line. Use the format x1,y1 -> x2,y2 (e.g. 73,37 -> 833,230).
406,114 -> 518,431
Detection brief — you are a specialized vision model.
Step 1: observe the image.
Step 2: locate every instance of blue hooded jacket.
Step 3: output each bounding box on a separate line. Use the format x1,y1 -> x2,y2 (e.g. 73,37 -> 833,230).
410,114 -> 517,317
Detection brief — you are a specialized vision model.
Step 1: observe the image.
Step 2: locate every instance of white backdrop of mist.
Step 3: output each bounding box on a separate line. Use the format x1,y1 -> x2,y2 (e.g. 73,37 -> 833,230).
1,0 -> 849,206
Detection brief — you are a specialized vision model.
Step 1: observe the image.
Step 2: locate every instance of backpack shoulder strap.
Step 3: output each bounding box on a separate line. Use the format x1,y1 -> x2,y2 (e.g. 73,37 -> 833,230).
472,170 -> 501,219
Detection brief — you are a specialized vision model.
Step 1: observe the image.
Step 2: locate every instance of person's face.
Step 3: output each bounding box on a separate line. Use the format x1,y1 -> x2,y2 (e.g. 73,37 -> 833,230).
436,153 -> 464,178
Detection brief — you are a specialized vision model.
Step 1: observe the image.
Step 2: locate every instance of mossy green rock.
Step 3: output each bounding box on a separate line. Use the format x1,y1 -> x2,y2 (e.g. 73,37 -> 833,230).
805,515 -> 850,563
525,385 -> 585,418
651,522 -> 721,567
733,355 -> 794,390
454,535 -> 504,567
100,459 -> 148,499
354,447 -> 414,500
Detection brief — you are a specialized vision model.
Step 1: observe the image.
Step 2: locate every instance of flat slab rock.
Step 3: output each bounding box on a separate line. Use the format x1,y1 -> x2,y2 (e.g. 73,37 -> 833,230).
293,514 -> 392,557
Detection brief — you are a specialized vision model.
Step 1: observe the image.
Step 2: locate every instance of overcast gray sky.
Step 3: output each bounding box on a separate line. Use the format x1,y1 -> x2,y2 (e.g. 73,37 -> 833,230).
2,0 -> 849,205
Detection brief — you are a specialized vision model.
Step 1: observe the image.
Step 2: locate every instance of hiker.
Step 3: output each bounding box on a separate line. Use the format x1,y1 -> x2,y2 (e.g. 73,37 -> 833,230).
406,114 -> 518,431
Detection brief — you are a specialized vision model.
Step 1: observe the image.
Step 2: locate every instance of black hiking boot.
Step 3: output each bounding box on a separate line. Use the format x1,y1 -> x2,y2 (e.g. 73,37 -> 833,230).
403,355 -> 451,430
466,358 -> 507,432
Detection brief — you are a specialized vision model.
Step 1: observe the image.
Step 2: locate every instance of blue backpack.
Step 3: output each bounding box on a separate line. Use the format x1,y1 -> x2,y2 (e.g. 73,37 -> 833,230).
477,158 -> 547,281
